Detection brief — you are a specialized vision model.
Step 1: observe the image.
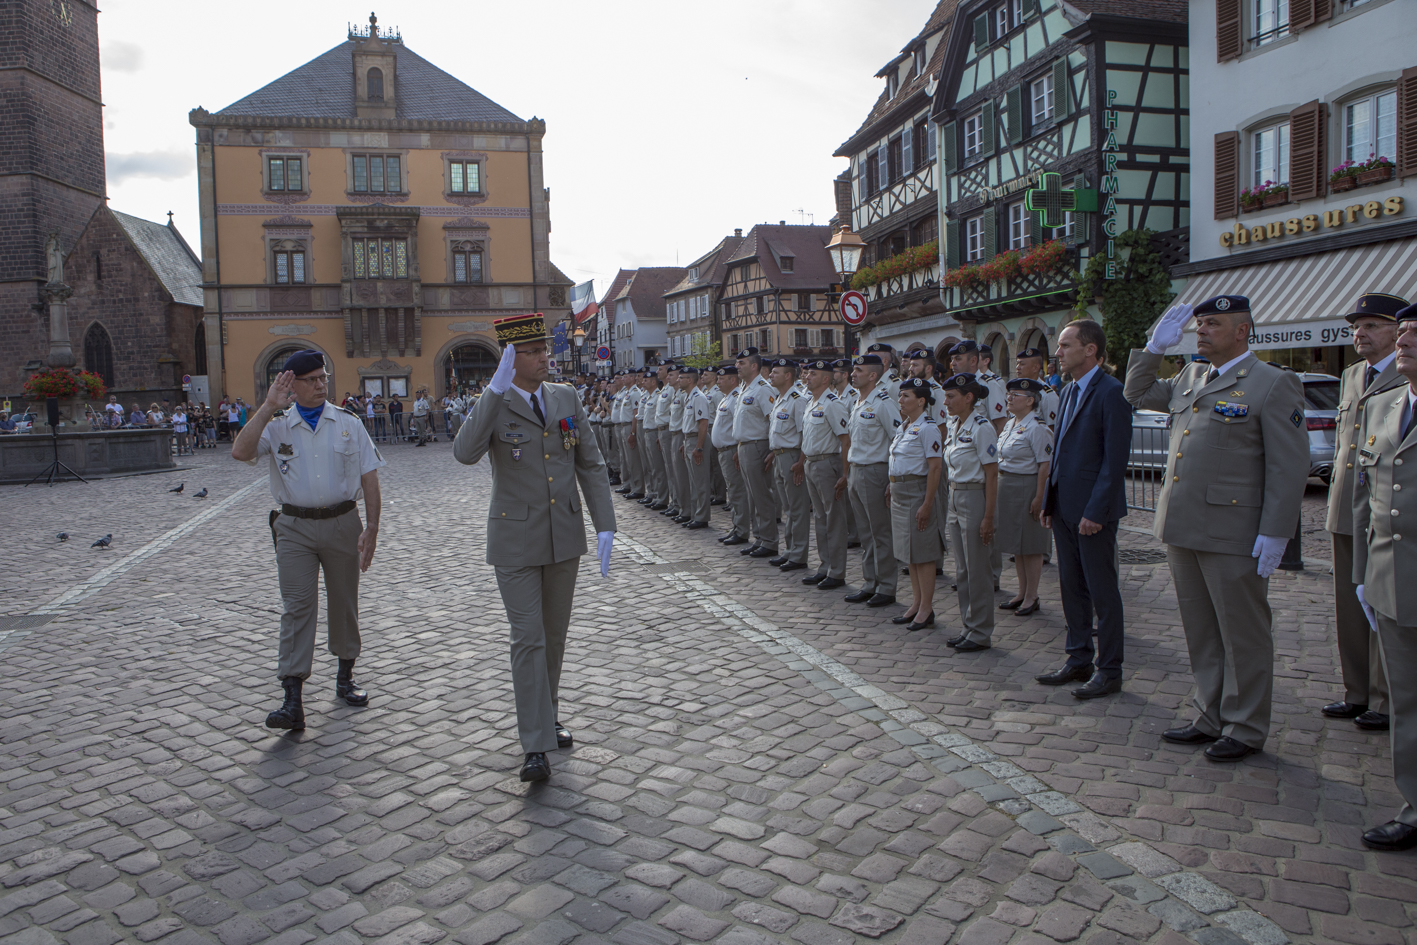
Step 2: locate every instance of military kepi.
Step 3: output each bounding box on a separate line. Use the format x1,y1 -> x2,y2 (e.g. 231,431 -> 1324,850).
1195,295 -> 1250,316
281,349 -> 325,376
1345,293 -> 1410,324
493,312 -> 553,346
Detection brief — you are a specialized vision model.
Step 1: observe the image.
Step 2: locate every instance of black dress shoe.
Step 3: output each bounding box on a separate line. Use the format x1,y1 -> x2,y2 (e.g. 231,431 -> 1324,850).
748,546 -> 778,559
779,560 -> 808,572
615,487 -> 631,494
740,543 -> 762,555
999,598 -> 1024,610
265,677 -> 306,731
520,752 -> 551,782
555,722 -> 573,750
802,573 -> 826,585
1162,724 -> 1218,744
1354,711 -> 1390,731
1072,673 -> 1121,700
723,535 -> 750,546
638,497 -> 654,505
674,516 -> 692,524
717,533 -> 733,542
685,521 -> 709,530
1363,820 -> 1417,851
816,577 -> 845,589
628,492 -> 645,500
650,502 -> 669,511
768,555 -> 789,566
335,659 -> 369,706
844,589 -> 875,603
1036,663 -> 1093,686
661,508 -> 678,517
1015,600 -> 1042,616
946,634 -> 967,647
847,541 -> 861,549
1322,701 -> 1368,719
954,639 -> 991,652
907,613 -> 936,631
892,614 -> 915,625
1205,736 -> 1259,762
866,593 -> 896,607
710,498 -> 726,505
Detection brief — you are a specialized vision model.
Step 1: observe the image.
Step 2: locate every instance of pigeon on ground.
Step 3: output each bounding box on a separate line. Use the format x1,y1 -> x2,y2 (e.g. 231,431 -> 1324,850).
194,488 -> 208,498
57,533 -> 68,542
169,483 -> 184,493
92,534 -> 112,549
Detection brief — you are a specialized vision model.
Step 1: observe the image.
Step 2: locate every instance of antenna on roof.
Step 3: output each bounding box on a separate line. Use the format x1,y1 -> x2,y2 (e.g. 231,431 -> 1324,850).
793,209 -> 815,226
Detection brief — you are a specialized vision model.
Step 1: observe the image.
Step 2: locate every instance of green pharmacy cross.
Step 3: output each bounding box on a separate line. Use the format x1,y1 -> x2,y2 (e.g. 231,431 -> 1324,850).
1024,172 -> 1098,229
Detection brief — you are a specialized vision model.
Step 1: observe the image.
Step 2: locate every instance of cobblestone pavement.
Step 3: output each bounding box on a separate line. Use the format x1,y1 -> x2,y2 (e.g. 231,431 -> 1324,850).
0,441 -> 1411,945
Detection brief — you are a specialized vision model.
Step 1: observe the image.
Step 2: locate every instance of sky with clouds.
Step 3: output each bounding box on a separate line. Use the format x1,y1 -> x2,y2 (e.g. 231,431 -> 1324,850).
100,0 -> 935,298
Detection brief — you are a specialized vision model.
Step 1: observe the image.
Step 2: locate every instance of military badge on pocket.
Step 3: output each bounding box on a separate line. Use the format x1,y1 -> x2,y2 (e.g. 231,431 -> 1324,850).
1213,402 -> 1248,418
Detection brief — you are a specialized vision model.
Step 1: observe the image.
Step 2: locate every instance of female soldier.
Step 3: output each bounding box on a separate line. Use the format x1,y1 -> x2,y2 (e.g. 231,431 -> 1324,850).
996,378 -> 1053,615
888,379 -> 944,630
941,373 -> 999,652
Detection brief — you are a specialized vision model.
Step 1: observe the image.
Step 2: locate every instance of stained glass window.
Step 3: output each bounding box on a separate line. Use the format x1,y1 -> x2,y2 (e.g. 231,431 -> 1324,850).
354,238 -> 407,279
353,241 -> 366,278
386,156 -> 400,191
395,240 -> 407,278
381,240 -> 393,278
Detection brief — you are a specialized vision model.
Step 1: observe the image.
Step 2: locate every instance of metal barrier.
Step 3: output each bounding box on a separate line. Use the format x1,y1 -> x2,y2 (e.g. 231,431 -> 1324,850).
1126,419 -> 1170,512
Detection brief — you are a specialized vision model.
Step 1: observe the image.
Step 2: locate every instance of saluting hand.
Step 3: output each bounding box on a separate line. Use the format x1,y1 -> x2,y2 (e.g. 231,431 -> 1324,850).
265,371 -> 296,412
488,343 -> 517,395
1146,303 -> 1193,354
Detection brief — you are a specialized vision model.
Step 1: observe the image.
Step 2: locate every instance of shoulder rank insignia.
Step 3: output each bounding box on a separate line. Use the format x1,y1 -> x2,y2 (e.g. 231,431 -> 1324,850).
790,391 -> 800,399
339,404 -> 360,417
271,408 -> 286,418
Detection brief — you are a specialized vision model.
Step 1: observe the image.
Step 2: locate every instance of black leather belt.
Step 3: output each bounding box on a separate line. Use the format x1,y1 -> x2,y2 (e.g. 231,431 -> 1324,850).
281,500 -> 356,520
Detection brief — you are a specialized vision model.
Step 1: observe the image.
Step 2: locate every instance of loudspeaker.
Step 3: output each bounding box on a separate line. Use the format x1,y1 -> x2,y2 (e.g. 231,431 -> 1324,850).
46,396 -> 60,429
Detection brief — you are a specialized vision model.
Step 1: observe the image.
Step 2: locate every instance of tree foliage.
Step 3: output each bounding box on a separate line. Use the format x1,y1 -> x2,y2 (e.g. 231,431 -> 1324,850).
1070,228 -> 1175,376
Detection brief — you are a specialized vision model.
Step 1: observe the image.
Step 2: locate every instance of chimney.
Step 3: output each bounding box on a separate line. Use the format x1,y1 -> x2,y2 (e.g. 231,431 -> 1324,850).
780,220 -> 786,226
734,228 -> 742,237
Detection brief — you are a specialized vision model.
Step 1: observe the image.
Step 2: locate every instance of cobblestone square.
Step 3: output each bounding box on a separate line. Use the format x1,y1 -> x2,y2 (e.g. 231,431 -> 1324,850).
0,443 -> 1412,945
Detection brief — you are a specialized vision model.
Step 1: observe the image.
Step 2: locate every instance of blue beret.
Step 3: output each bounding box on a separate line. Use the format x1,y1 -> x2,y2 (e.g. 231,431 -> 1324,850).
853,354 -> 884,366
281,349 -> 325,376
1007,377 -> 1047,394
1195,295 -> 1250,316
949,340 -> 979,356
899,378 -> 934,403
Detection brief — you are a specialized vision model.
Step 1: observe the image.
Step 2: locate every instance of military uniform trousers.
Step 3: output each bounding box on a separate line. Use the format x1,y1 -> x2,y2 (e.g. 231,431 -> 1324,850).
772,448 -> 811,564
711,444 -> 727,502
657,427 -> 679,508
621,423 -> 644,494
848,462 -> 896,596
737,439 -> 780,550
947,483 -> 994,645
805,456 -> 847,579
1167,546 -> 1275,749
669,431 -> 690,512
683,440 -> 712,523
1375,613 -> 1417,826
274,509 -> 363,681
643,425 -> 669,502
718,446 -> 751,539
1332,531 -> 1389,712
495,558 -> 578,755
411,414 -> 430,444
600,423 -> 617,475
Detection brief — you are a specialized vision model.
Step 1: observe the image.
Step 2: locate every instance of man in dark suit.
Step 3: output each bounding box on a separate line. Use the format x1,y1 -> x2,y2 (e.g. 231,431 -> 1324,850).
1038,319 -> 1132,699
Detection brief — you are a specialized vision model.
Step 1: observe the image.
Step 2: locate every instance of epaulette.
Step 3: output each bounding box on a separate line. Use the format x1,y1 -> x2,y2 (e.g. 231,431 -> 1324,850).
825,392 -> 838,401
790,391 -> 800,399
272,408 -> 287,418
339,404 -> 359,418
1042,384 -> 1055,392
973,414 -> 987,424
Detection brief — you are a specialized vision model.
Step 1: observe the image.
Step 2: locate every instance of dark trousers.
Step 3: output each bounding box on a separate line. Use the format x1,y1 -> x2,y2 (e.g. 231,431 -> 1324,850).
1052,516 -> 1124,678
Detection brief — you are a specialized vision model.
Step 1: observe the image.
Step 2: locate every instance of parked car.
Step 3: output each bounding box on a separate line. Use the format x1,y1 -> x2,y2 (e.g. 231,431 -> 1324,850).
9,412 -> 36,434
1126,371 -> 1341,484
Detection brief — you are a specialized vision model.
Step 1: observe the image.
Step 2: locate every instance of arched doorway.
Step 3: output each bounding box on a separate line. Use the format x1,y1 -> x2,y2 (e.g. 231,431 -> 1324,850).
985,333 -> 1011,379
84,322 -> 115,390
1018,327 -> 1048,359
445,342 -> 498,395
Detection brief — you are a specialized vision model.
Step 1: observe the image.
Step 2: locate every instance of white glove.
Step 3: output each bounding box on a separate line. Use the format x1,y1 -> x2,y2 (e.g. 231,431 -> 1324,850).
1356,583 -> 1378,633
597,531 -> 614,578
487,343 -> 517,395
1146,302 -> 1193,354
1251,534 -> 1287,578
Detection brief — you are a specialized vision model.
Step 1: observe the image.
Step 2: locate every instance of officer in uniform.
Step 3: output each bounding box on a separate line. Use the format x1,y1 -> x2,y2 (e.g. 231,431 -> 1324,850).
766,357 -> 811,571
733,348 -> 781,558
232,349 -> 385,731
949,341 -> 1008,430
867,343 -> 902,400
845,354 -> 902,606
640,372 -> 668,509
833,358 -> 861,547
941,373 -> 999,651
679,366 -> 713,528
411,388 -> 432,445
1351,304 -> 1417,851
666,365 -> 690,521
1127,296 -> 1308,761
454,313 -> 616,783
655,365 -> 679,513
800,359 -> 851,589
1015,347 -> 1061,428
1326,293 -> 1407,730
704,371 -> 727,504
712,367 -> 750,544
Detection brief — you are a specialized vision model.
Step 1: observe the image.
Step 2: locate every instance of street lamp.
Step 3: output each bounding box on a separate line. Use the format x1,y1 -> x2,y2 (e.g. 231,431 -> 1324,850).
572,326 -> 586,376
826,224 -> 867,355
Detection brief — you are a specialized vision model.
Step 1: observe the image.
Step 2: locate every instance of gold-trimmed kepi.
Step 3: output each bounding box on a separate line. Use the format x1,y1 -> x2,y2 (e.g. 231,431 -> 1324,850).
493,312 -> 553,347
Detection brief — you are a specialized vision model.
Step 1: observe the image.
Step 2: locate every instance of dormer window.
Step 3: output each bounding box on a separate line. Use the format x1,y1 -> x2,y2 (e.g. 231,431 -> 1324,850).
913,47 -> 927,76
887,72 -> 900,99
367,68 -> 384,101
780,256 -> 795,273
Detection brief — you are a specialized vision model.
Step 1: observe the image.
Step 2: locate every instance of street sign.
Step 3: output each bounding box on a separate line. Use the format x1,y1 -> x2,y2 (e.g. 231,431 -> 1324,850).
595,345 -> 611,362
548,359 -> 560,374
840,290 -> 868,326
181,374 -> 192,392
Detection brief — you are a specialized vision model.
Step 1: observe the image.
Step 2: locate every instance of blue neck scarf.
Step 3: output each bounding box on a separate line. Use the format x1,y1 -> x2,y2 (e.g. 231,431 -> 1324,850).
296,402 -> 323,431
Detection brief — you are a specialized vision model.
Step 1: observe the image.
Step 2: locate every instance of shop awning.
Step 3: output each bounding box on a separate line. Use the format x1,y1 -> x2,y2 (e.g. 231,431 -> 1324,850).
1158,237 -> 1417,353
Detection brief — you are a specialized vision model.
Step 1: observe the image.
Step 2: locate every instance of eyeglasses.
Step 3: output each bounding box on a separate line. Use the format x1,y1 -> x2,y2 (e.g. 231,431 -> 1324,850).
293,375 -> 329,384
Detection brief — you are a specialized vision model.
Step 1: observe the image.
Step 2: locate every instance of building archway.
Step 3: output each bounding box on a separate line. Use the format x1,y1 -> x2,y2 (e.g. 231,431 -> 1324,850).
83,322 -> 115,390
252,340 -> 335,403
984,331 -> 1012,379
436,334 -> 500,396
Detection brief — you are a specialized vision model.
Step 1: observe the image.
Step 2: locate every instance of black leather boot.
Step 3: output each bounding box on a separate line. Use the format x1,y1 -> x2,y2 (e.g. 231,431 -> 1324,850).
266,677 -> 305,730
336,659 -> 369,706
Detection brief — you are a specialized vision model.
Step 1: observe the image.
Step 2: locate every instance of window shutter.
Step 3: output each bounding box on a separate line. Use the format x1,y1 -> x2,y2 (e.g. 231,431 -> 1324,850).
943,121 -> 958,173
1021,0 -> 1038,17
1006,85 -> 1023,144
1400,66 -> 1417,179
1288,100 -> 1327,200
982,209 -> 997,262
902,125 -> 913,175
809,328 -> 821,348
946,219 -> 961,269
1214,131 -> 1241,219
1293,0 -> 1332,28
1216,0 -> 1242,62
1053,60 -> 1071,117
974,14 -> 989,51
980,100 -> 996,157
878,147 -> 888,191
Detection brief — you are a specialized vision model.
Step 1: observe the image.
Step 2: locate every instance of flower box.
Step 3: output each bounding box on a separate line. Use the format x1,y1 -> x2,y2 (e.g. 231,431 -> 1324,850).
1262,190 -> 1289,208
1241,201 -> 1265,213
792,347 -> 813,355
1331,175 -> 1358,193
1358,165 -> 1394,186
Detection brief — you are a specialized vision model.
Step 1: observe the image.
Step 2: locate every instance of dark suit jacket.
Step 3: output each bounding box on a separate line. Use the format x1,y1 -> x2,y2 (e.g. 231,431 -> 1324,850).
1044,369 -> 1132,524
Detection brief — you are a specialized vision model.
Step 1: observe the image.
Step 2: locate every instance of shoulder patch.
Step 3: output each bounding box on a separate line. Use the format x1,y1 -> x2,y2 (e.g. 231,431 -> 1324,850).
790,391 -> 800,399
826,392 -> 837,400
1290,408 -> 1304,429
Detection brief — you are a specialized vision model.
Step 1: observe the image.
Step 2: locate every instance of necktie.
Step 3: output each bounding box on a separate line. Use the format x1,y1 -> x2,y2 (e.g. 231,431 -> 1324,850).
1058,384 -> 1079,438
1404,402 -> 1417,443
1366,365 -> 1378,391
531,391 -> 546,426
1206,367 -> 1219,384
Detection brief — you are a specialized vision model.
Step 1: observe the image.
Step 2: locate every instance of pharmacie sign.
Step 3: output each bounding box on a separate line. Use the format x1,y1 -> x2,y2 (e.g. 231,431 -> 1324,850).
1220,195 -> 1404,248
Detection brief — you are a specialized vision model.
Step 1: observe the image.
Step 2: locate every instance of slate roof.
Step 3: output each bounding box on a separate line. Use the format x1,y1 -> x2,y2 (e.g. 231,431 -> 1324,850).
664,235 -> 746,298
1065,0 -> 1188,24
614,268 -> 688,320
215,40 -> 522,123
725,225 -> 836,291
112,210 -> 204,307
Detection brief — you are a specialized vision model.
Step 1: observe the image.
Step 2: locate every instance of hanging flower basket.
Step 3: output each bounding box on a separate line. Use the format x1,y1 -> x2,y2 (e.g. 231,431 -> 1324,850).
22,368 -> 106,401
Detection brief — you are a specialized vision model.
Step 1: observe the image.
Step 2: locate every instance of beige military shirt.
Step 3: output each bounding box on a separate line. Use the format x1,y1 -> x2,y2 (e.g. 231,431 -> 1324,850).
976,371 -> 1008,422
945,412 -> 999,483
668,388 -> 686,430
769,388 -> 808,450
889,416 -> 943,477
682,388 -> 712,437
733,376 -> 777,442
802,391 -> 850,456
245,402 -> 386,507
997,415 -> 1053,474
847,385 -> 903,464
711,388 -> 741,449
1037,385 -> 1061,428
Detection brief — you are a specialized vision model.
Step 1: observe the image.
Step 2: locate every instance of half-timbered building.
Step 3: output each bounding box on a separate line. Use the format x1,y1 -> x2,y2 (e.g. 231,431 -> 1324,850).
609,267 -> 686,370
834,0 -> 964,354
931,0 -> 1188,371
664,233 -> 743,363
717,225 -> 844,360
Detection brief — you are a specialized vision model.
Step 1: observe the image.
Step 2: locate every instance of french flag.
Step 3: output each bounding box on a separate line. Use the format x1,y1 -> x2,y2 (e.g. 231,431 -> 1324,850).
571,280 -> 598,324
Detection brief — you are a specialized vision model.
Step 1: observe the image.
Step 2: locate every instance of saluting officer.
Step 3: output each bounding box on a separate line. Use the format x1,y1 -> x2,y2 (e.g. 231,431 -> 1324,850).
733,348 -> 781,558
679,366 -> 713,528
845,354 -> 902,607
1325,293 -> 1407,731
800,360 -> 851,590
766,357 -> 812,572
1351,304 -> 1417,852
712,367 -> 751,545
941,373 -> 999,652
231,349 -> 385,731
1127,296 -> 1309,761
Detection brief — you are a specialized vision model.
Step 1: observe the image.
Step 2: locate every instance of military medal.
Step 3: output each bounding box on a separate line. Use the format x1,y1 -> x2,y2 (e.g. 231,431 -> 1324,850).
559,417 -> 578,450
277,443 -> 293,456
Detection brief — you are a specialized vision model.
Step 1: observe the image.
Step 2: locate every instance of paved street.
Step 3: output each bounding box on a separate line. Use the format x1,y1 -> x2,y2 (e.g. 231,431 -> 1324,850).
0,439 -> 1412,945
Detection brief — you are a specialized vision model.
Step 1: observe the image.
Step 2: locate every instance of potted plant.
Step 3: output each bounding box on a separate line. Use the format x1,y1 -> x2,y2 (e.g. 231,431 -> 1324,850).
1356,154 -> 1396,186
22,368 -> 106,429
1262,184 -> 1290,208
1241,181 -> 1287,210
1329,160 -> 1360,192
